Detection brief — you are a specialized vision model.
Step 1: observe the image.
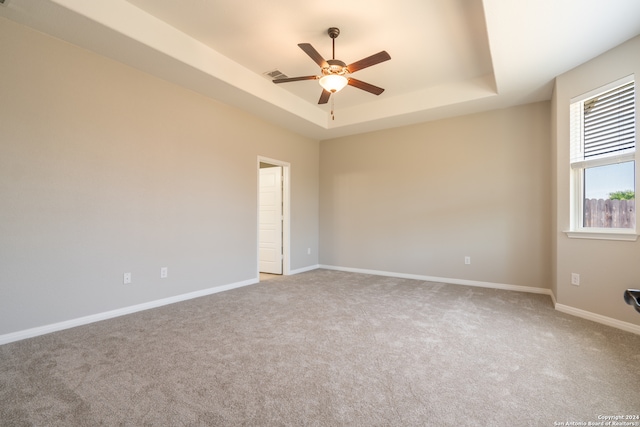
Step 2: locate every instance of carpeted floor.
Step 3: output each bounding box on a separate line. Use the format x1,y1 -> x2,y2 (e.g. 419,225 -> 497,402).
1,269 -> 639,426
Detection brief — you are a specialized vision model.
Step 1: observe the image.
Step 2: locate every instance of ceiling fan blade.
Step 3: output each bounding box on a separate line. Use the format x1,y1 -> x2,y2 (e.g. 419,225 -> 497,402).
318,89 -> 331,104
346,51 -> 391,73
348,78 -> 385,95
272,75 -> 318,84
298,43 -> 329,68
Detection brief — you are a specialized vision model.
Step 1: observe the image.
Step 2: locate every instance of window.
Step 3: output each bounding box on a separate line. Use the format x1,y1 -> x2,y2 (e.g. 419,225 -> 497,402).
569,76 -> 636,238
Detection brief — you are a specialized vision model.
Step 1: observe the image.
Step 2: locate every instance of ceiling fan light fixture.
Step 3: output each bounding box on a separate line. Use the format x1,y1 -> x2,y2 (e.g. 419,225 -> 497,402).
319,74 -> 348,93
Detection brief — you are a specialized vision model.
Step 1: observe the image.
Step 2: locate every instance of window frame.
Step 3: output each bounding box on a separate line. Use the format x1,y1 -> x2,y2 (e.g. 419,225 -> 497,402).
566,75 -> 638,241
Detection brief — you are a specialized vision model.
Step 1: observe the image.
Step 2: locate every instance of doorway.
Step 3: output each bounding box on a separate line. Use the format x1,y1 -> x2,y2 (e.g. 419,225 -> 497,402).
258,157 -> 290,278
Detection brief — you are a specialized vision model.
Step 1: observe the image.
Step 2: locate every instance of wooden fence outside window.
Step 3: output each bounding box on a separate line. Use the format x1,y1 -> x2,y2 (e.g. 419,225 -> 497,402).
583,198 -> 636,229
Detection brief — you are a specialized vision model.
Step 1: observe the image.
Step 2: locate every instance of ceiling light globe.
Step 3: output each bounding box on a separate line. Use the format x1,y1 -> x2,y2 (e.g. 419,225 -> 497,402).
319,75 -> 348,93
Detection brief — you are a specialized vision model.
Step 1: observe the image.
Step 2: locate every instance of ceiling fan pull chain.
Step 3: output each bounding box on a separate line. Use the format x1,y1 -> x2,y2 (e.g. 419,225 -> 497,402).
331,96 -> 335,120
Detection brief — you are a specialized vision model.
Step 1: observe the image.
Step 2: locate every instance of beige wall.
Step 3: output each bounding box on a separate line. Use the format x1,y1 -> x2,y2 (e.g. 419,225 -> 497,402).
0,18 -> 319,335
553,35 -> 640,326
320,102 -> 552,290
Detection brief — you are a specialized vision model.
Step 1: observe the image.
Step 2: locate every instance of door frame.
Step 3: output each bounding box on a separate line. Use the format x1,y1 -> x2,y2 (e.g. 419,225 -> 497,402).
257,156 -> 290,277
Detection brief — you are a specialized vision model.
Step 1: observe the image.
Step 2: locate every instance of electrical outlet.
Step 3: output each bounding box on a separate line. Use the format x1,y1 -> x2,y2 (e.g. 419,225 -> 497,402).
307,248 -> 311,255
465,256 -> 471,265
123,272 -> 132,284
160,267 -> 168,279
571,273 -> 580,286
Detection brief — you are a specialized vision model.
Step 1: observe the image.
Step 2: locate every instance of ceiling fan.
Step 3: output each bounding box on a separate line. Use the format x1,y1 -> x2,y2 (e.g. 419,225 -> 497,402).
272,27 -> 391,104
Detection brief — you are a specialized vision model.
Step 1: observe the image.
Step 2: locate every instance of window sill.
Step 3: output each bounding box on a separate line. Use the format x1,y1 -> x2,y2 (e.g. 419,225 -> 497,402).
564,229 -> 638,241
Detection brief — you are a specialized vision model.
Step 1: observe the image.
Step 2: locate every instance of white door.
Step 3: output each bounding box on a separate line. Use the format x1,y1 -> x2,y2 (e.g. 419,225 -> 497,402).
259,166 -> 283,274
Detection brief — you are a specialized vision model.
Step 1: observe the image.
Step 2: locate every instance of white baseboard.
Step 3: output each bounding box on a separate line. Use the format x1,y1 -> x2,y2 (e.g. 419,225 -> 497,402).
555,303 -> 640,335
4,266 -> 637,345
319,264 -> 553,295
320,264 -> 640,336
288,264 -> 320,275
0,278 -> 258,346
1,265 -> 322,346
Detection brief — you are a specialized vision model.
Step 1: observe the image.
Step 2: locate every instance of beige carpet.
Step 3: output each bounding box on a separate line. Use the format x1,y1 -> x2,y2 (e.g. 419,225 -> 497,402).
1,269 -> 639,426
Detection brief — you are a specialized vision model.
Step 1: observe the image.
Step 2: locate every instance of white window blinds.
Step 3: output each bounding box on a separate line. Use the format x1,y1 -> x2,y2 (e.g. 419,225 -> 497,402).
583,81 -> 635,160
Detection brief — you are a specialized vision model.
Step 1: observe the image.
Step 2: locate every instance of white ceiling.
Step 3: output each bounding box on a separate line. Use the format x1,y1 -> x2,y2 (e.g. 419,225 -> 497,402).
2,0 -> 640,140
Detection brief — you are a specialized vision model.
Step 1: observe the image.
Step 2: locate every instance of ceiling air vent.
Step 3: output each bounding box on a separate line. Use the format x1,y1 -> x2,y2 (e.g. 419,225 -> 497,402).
264,69 -> 288,80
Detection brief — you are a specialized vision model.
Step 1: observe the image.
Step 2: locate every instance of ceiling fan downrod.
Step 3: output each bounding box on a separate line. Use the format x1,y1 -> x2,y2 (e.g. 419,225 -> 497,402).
328,27 -> 340,60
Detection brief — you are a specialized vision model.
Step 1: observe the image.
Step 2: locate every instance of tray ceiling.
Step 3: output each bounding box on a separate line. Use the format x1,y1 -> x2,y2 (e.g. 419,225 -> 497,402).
1,0 -> 640,139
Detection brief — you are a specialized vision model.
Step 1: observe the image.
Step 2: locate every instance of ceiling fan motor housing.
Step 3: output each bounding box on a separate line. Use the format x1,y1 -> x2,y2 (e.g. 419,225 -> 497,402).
322,59 -> 348,77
